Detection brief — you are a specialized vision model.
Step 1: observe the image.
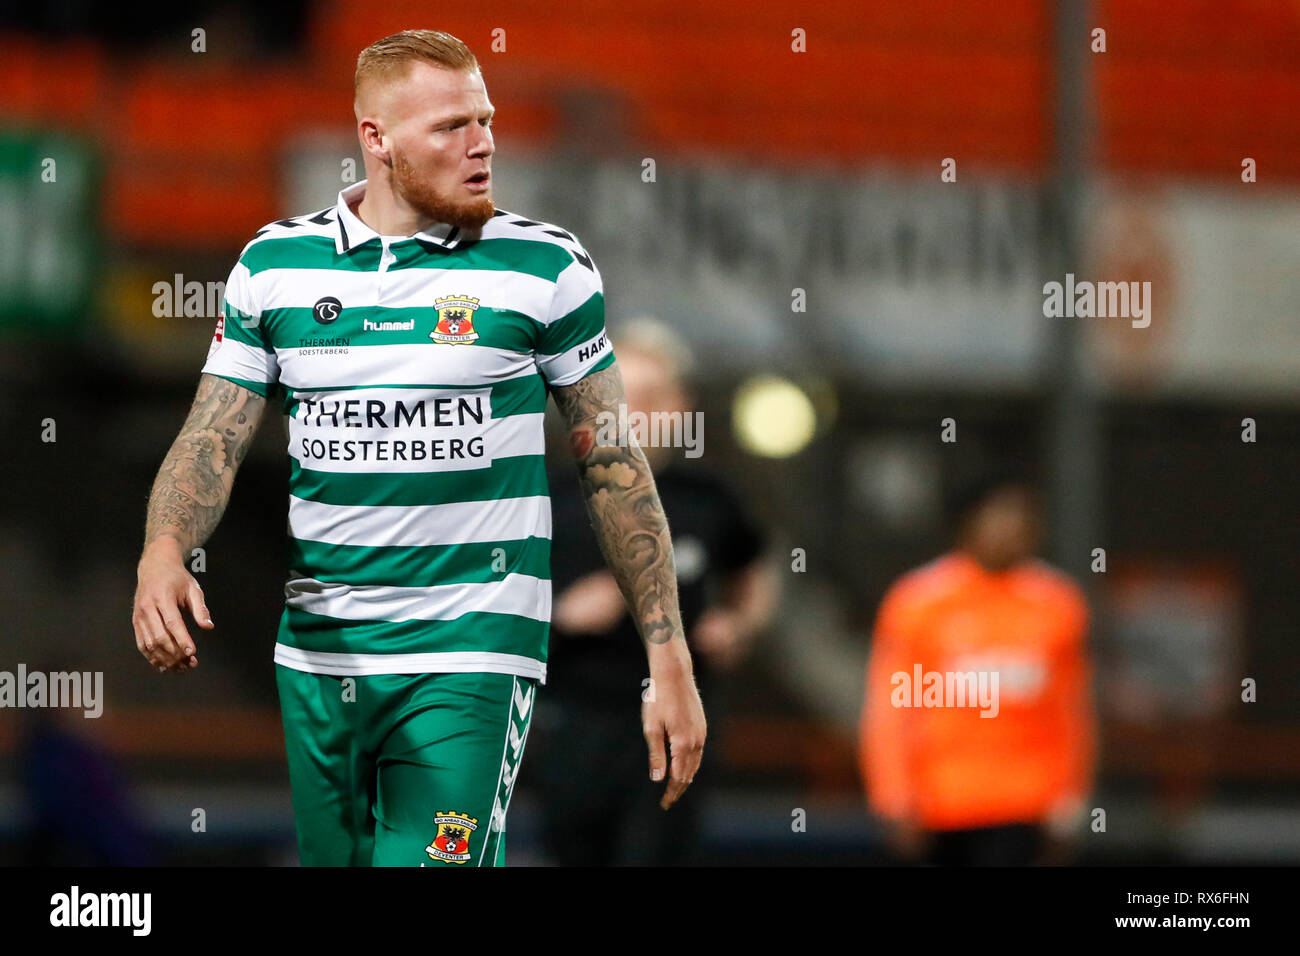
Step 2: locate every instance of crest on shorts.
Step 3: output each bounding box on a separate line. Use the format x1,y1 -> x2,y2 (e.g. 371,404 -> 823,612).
431,295 -> 480,344
426,811 -> 479,863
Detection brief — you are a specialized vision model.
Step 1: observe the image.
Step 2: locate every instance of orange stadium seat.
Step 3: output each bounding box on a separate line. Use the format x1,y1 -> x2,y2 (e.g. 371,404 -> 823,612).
5,0 -> 1300,250
108,65 -> 346,246
0,35 -> 106,127
1095,0 -> 1300,179
307,0 -> 1051,168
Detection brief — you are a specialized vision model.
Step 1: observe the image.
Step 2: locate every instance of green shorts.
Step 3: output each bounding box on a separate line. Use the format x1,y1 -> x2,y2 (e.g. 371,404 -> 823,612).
274,665 -> 536,867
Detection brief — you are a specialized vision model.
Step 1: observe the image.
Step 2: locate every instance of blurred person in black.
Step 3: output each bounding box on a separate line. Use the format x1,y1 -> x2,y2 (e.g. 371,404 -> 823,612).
529,317 -> 777,866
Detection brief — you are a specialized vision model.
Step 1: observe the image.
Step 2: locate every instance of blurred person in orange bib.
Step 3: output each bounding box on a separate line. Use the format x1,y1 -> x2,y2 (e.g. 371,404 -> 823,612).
859,468 -> 1097,866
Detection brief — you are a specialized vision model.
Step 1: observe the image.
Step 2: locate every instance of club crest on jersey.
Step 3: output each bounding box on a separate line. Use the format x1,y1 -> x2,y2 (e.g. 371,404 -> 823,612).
426,811 -> 479,863
431,295 -> 480,344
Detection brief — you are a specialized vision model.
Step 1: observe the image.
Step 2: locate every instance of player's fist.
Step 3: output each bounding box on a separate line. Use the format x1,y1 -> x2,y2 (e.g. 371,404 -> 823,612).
132,537 -> 213,673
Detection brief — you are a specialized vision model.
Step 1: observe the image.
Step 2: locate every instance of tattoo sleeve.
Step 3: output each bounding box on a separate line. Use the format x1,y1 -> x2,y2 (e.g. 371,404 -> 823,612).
143,373 -> 267,554
550,363 -> 684,647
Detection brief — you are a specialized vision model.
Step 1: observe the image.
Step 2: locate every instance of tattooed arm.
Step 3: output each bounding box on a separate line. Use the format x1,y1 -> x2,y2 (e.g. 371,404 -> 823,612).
550,362 -> 706,809
133,374 -> 267,673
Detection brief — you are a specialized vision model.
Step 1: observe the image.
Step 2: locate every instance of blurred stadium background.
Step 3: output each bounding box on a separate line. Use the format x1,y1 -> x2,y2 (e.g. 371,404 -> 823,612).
1,0 -> 1298,865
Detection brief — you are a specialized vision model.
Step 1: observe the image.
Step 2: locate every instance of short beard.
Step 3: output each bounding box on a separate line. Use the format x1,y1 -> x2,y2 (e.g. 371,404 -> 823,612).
391,147 -> 495,231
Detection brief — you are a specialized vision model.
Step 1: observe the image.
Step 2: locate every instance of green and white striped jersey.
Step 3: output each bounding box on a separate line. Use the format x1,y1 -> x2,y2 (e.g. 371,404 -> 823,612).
200,180 -> 615,683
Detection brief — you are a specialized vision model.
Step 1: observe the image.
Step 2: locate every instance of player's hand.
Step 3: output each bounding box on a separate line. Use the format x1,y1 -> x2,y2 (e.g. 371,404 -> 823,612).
133,537 -> 212,673
642,648 -> 706,810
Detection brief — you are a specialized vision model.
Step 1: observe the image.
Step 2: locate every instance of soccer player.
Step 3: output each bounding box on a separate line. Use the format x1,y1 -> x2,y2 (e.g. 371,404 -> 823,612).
130,29 -> 705,867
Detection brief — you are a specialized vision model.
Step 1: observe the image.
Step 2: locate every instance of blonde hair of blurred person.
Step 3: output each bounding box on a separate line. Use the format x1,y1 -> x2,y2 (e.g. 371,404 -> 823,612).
607,316 -> 696,473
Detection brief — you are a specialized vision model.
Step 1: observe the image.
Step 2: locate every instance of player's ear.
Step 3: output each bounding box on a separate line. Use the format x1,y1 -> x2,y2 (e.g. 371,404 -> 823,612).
358,117 -> 388,160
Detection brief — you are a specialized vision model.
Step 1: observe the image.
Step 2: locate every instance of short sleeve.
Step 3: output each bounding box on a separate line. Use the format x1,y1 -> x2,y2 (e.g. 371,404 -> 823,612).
535,237 -> 615,387
200,256 -> 280,397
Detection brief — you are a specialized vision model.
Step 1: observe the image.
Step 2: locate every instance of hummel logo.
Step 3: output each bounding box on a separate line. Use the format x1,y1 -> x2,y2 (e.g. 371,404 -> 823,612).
513,682 -> 533,719
363,318 -> 415,332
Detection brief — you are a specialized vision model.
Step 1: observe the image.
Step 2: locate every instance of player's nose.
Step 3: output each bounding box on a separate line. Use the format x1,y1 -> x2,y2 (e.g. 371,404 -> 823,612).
468,124 -> 494,157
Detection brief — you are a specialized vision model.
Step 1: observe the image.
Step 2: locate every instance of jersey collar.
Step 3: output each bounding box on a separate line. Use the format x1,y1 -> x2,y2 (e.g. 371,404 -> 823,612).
334,179 -> 462,254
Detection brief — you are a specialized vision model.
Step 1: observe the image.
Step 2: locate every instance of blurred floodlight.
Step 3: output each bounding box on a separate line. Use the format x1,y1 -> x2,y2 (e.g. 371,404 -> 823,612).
732,375 -> 817,458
